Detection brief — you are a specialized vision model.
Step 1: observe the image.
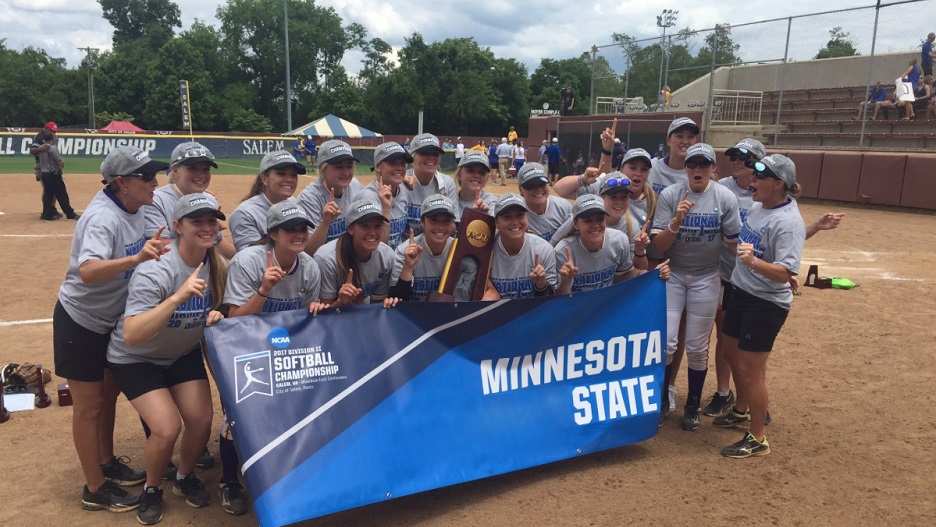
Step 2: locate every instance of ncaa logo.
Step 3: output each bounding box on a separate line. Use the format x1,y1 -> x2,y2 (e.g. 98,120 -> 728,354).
268,327 -> 290,349
234,350 -> 273,403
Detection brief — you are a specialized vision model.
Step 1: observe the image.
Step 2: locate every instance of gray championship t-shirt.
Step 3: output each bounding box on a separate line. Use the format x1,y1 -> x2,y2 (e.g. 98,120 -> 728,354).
107,245 -> 212,366
730,200 -> 806,310
648,157 -> 687,195
143,184 -> 223,245
314,239 -> 395,303
404,170 -> 458,235
229,194 -> 289,252
550,213 -> 639,252
717,177 -> 754,282
297,177 -> 364,243
390,234 -> 454,301
224,245 -> 322,312
527,196 -> 573,242
554,229 -> 633,293
490,233 -> 559,299
652,180 -> 741,276
362,181 -> 410,249
58,190 -> 148,333
456,191 -> 496,223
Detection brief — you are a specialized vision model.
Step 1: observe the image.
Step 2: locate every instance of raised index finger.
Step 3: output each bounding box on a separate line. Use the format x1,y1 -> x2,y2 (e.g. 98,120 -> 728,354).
267,250 -> 274,268
190,262 -> 204,278
641,219 -> 651,234
153,225 -> 166,239
565,246 -> 574,265
611,117 -> 617,135
345,268 -> 354,285
409,228 -> 415,246
534,253 -> 540,268
328,187 -> 335,202
682,191 -> 689,202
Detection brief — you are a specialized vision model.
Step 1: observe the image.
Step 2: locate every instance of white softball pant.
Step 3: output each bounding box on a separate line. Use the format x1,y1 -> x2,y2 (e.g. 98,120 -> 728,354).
665,268 -> 720,371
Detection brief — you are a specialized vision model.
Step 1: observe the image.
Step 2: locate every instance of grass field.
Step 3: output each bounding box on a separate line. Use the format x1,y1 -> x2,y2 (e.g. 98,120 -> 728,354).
0,156 -> 380,176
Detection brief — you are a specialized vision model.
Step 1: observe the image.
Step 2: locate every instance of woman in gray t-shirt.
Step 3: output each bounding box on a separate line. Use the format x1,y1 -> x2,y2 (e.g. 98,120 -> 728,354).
719,155 -> 806,459
106,193 -> 226,522
229,150 -> 306,252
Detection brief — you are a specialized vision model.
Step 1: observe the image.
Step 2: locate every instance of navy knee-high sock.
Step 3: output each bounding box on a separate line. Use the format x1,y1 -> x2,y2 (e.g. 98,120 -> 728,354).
662,363 -> 673,409
220,435 -> 240,484
687,368 -> 707,401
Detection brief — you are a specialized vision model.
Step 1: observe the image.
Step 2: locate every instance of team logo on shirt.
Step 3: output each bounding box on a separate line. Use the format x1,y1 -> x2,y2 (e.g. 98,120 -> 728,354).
234,350 -> 274,403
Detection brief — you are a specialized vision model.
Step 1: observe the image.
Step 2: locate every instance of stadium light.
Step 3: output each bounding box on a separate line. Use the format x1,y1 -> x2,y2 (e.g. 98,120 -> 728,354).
656,9 -> 678,106
78,47 -> 99,128
284,0 -> 292,131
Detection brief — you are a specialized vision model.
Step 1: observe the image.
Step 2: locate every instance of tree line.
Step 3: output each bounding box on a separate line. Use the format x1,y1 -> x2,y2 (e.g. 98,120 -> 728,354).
0,0 -> 859,137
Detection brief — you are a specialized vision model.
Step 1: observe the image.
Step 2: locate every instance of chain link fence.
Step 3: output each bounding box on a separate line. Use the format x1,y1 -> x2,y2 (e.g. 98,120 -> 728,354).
584,0 -> 934,151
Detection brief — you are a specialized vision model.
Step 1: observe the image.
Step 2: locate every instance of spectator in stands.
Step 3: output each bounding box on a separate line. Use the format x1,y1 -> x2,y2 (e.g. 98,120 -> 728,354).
871,91 -> 898,121
560,84 -> 575,116
912,75 -> 933,118
899,59 -> 922,120
922,33 -> 935,77
854,81 -> 887,120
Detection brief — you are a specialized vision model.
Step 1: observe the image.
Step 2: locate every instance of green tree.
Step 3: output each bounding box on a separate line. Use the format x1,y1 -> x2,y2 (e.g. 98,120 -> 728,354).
95,111 -> 136,123
217,0 -> 354,130
815,27 -> 859,59
0,42 -> 80,126
98,0 -> 182,46
529,58 -> 591,115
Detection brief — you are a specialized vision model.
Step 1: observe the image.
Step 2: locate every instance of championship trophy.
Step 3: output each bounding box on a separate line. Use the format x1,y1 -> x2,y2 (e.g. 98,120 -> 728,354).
429,207 -> 496,302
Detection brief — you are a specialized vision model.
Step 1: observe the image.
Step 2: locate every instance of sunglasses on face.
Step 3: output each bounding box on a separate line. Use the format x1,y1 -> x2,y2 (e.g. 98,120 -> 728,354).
751,162 -> 781,181
124,173 -> 158,182
728,151 -> 752,162
685,160 -> 713,169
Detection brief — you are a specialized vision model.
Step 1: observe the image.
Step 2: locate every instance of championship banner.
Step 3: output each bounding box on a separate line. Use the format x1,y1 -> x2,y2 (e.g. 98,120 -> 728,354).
204,272 -> 665,527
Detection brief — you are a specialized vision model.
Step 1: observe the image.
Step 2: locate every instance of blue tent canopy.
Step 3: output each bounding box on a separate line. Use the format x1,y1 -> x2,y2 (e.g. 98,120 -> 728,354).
283,114 -> 382,139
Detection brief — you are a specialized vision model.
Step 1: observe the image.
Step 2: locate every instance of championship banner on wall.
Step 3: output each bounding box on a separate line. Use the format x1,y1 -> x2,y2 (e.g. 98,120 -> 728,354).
204,273 -> 666,527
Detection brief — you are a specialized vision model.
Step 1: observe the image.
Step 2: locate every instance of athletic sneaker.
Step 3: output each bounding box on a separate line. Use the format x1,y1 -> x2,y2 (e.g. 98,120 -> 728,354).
102,456 -> 146,486
713,406 -> 751,427
658,407 -> 670,427
173,474 -> 210,508
219,481 -> 248,515
81,480 -> 142,512
681,395 -> 702,431
721,432 -> 770,458
702,390 -> 736,417
196,448 -> 215,469
162,462 -> 177,481
668,384 -> 676,412
765,410 -> 772,426
136,487 -> 163,525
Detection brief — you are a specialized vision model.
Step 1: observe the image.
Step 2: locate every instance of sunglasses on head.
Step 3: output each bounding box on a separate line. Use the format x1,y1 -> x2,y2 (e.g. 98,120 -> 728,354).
751,162 -> 781,181
685,160 -> 713,169
124,173 -> 158,182
605,176 -> 631,188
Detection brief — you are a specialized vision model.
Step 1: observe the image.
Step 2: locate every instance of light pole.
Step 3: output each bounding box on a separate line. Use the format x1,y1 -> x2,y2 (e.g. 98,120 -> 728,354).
78,47 -> 98,127
588,45 -> 598,115
656,9 -> 678,103
284,0 -> 293,131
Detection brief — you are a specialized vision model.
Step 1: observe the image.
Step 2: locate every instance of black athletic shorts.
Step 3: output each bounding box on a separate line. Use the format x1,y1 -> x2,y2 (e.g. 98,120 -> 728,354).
548,162 -> 562,175
109,347 -> 208,401
720,279 -> 733,309
722,286 -> 789,352
53,300 -> 111,382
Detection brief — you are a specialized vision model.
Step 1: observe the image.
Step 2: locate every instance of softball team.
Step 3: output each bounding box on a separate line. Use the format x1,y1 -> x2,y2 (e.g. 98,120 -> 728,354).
650,143 -> 741,431
718,155 -> 806,458
228,150 -> 306,252
54,146 -> 169,514
107,193 -> 227,525
389,194 -> 457,301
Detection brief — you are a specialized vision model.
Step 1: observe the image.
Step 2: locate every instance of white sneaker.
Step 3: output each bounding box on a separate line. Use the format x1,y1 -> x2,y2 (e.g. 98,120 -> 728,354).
668,384 -> 676,412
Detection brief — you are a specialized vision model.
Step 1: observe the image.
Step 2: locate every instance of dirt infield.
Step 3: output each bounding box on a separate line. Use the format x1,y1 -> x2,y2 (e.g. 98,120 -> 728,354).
0,171 -> 933,527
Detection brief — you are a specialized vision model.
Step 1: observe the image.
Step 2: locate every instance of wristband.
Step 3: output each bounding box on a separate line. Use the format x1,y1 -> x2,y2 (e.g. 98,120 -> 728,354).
578,174 -> 585,187
634,252 -> 647,257
601,148 -> 613,156
667,222 -> 680,234
257,290 -> 268,298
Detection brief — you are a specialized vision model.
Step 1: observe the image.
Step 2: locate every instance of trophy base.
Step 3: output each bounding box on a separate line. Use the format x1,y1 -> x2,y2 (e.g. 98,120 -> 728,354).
58,383 -> 73,406
427,291 -> 455,302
